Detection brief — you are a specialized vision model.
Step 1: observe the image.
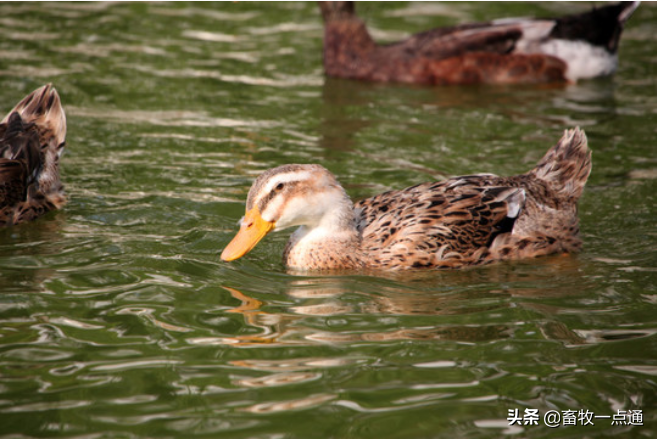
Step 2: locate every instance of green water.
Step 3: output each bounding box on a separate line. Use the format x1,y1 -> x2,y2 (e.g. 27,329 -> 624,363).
0,2 -> 655,438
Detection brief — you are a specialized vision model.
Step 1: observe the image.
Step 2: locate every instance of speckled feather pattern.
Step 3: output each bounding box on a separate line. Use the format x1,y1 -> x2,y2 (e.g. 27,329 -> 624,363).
247,128 -> 591,271
0,84 -> 67,226
357,129 -> 590,270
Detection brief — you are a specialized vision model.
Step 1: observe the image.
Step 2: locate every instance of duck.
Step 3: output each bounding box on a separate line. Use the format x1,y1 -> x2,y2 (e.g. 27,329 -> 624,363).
0,84 -> 67,226
318,1 -> 639,85
221,128 -> 591,271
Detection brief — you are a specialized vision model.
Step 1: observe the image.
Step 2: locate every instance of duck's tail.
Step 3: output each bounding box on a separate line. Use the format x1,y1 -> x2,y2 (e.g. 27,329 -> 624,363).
2,84 -> 67,201
551,1 -> 640,53
2,83 -> 67,151
529,127 -> 591,200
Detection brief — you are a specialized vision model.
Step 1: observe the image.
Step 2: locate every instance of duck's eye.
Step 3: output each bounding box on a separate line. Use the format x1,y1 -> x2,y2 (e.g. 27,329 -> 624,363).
275,183 -> 285,191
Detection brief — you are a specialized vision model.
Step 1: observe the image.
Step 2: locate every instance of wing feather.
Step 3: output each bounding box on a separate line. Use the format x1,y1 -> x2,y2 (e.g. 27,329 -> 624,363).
355,176 -> 526,268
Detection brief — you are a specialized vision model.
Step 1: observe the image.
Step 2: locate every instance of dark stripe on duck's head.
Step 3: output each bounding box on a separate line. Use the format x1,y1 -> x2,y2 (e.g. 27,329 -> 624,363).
245,164 -> 328,212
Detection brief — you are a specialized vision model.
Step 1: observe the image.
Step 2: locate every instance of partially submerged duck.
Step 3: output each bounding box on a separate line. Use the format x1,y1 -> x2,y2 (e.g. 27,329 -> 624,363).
319,1 -> 639,85
0,84 -> 67,226
222,128 -> 591,271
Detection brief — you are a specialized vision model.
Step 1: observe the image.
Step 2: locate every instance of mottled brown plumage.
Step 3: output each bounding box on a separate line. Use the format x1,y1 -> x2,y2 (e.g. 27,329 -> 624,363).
221,128 -> 591,271
0,84 -> 67,226
319,2 -> 638,85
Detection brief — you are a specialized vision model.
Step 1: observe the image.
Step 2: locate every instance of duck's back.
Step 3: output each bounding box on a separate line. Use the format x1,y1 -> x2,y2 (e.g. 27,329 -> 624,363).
355,128 -> 591,269
354,176 -> 526,269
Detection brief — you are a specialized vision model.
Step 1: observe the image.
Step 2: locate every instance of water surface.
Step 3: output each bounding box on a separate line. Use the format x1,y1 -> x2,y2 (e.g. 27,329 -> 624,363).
0,2 -> 656,438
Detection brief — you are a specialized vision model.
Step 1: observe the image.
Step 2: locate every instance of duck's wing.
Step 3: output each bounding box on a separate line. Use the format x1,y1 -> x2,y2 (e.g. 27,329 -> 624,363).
396,1 -> 638,60
397,23 -> 522,60
354,176 -> 526,269
395,19 -> 557,60
385,20 -> 568,84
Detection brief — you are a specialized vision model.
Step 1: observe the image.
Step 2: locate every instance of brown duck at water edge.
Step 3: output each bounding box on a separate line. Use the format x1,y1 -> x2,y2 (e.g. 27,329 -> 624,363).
221,128 -> 592,271
319,1 -> 639,85
0,84 -> 67,226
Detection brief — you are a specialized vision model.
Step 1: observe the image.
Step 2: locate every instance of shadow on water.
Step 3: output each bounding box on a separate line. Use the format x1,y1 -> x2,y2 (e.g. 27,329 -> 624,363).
0,215 -> 68,293
319,75 -> 620,131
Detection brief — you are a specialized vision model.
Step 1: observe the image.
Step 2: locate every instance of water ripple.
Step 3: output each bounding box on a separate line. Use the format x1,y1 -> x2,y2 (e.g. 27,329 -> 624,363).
2,399 -> 91,413
91,359 -> 184,372
0,2 -> 655,438
67,106 -> 276,128
242,393 -> 336,414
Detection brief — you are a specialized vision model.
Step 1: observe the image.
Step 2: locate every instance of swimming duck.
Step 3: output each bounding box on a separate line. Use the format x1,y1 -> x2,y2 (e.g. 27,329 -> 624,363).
319,1 -> 639,85
221,128 -> 591,271
0,84 -> 67,226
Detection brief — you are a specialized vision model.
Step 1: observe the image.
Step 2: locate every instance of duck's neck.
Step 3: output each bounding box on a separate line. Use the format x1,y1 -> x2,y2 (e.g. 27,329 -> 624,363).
282,198 -> 364,270
323,18 -> 377,79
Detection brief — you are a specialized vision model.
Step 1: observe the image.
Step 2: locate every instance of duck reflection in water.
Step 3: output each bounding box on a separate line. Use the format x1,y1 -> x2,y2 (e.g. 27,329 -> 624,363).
214,256 -> 591,349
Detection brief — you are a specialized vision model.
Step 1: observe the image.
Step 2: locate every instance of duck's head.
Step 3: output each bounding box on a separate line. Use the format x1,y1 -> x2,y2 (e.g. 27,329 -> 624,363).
319,2 -> 355,23
221,164 -> 352,262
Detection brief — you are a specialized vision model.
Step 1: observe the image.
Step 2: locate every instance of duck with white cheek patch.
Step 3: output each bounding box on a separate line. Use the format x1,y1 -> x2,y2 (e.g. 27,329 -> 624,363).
221,128 -> 591,271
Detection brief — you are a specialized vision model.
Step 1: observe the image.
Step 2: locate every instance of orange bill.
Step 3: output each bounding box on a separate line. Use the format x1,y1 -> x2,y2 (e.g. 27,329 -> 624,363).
221,207 -> 275,261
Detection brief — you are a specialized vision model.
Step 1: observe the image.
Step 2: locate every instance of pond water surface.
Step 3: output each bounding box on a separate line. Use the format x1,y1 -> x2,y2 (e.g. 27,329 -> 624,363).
0,2 -> 656,438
